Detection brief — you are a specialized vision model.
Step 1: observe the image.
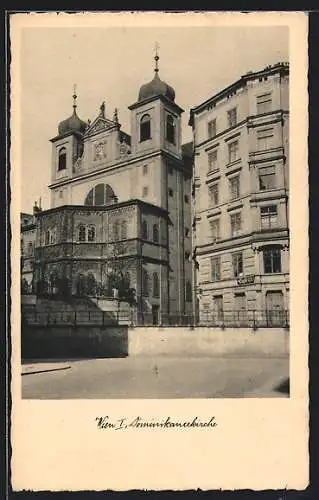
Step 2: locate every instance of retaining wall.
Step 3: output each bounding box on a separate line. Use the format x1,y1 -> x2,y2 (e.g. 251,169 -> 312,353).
128,327 -> 289,357
22,325 -> 129,359
22,325 -> 289,360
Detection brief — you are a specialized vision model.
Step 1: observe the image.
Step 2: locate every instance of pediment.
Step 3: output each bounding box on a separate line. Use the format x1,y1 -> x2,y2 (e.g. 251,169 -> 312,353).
85,117 -> 116,137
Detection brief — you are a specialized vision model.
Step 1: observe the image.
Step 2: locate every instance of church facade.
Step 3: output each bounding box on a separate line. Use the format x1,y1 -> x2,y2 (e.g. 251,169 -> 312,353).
25,56 -> 193,324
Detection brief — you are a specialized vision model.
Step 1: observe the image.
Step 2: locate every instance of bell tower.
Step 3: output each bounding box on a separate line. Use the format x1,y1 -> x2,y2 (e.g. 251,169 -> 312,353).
128,45 -> 184,158
50,87 -> 87,182
49,86 -> 87,207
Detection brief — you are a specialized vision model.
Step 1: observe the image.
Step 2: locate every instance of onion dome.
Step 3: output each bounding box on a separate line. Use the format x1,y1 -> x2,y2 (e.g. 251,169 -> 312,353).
138,73 -> 175,103
58,86 -> 87,136
138,45 -> 175,103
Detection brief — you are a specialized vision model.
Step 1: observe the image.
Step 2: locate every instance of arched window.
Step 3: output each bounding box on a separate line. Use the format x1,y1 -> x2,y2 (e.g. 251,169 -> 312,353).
28,241 -> 34,256
153,223 -> 159,243
94,183 -> 105,206
142,269 -> 149,296
49,271 -> 58,294
153,272 -> 159,297
141,220 -> 148,240
78,224 -> 86,242
140,114 -> 151,142
50,229 -> 56,245
185,280 -> 192,302
121,221 -> 127,240
166,115 -> 176,144
85,189 -> 94,205
84,183 -> 116,206
86,273 -> 96,296
45,230 -> 50,246
113,221 -> 120,241
58,147 -> 67,171
76,274 -> 86,296
87,225 -> 96,242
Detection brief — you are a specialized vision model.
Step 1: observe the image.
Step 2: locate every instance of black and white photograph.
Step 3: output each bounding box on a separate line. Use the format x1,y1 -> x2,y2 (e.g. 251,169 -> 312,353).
10,11 -> 308,491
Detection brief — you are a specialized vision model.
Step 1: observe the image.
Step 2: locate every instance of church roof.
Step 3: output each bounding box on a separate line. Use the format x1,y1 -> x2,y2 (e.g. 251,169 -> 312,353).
58,109 -> 87,136
58,88 -> 87,137
137,49 -> 176,104
138,72 -> 175,103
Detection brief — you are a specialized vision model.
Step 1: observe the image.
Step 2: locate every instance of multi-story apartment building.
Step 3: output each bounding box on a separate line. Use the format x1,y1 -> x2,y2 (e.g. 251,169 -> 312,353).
21,53 -> 193,324
189,62 -> 289,326
21,209 -> 40,292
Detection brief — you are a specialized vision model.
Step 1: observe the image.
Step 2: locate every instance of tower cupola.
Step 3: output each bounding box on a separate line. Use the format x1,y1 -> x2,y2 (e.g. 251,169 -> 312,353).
137,45 -> 176,103
58,86 -> 87,136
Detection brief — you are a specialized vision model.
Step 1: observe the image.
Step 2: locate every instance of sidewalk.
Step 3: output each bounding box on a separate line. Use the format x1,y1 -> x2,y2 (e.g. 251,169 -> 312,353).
22,362 -> 71,376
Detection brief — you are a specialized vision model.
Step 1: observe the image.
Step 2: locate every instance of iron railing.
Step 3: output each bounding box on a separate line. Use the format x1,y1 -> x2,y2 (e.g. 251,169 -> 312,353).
22,309 -> 289,329
22,310 -> 131,327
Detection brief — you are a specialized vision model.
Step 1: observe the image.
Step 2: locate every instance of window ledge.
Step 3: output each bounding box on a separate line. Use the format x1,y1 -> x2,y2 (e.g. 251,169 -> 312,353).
207,168 -> 220,177
226,158 -> 241,168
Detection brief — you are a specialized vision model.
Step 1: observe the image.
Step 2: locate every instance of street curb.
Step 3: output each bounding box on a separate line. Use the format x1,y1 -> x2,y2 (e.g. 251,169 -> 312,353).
22,366 -> 71,376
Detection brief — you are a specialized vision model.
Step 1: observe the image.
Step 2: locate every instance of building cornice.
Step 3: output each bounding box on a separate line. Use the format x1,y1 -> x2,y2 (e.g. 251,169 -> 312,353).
50,130 -> 84,143
49,148 -> 187,190
194,109 -> 288,150
35,199 -> 169,219
189,62 -> 289,120
128,94 -> 184,114
196,229 -> 289,255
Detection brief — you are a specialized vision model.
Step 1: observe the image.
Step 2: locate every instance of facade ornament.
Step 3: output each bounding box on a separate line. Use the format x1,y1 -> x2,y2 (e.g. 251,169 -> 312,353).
100,101 -> 106,118
73,156 -> 83,173
113,108 -> 119,124
119,141 -> 131,157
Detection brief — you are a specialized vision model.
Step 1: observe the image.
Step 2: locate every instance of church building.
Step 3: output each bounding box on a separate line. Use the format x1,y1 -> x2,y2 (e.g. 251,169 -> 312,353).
25,52 -> 193,324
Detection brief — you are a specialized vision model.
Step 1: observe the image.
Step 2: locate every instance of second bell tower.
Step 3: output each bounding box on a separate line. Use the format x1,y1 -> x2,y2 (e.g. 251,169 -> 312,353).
128,47 -> 184,158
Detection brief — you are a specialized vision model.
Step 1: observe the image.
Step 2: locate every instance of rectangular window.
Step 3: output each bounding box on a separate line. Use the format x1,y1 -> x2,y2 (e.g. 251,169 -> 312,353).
227,108 -> 237,128
257,128 -> 274,151
256,92 -> 272,114
230,212 -> 242,237
232,251 -> 243,277
59,190 -> 63,199
208,149 -> 218,172
142,186 -> 148,197
260,205 -> 278,229
209,219 -> 220,242
207,118 -> 217,138
211,257 -> 221,281
229,175 -> 240,199
263,247 -> 282,273
228,140 -> 239,163
208,183 -> 219,207
143,164 -> 148,175
169,188 -> 174,197
258,165 -> 276,190
184,194 -> 189,203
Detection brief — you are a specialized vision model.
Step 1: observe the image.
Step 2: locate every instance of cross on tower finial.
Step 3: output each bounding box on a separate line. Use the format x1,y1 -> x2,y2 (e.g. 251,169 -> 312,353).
154,42 -> 160,73
72,84 -> 77,111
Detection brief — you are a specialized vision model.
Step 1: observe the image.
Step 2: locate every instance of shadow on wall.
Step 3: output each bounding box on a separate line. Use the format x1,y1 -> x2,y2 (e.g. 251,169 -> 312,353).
273,378 -> 290,395
21,325 -> 129,360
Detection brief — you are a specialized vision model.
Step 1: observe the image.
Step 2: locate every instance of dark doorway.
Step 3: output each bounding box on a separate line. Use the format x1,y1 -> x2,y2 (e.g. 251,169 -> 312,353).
152,305 -> 160,326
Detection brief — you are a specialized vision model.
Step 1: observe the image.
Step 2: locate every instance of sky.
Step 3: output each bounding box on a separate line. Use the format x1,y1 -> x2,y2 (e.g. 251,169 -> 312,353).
16,16 -> 289,213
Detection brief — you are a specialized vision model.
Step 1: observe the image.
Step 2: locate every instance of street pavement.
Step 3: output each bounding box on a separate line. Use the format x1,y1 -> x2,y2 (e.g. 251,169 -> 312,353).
22,355 -> 289,399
